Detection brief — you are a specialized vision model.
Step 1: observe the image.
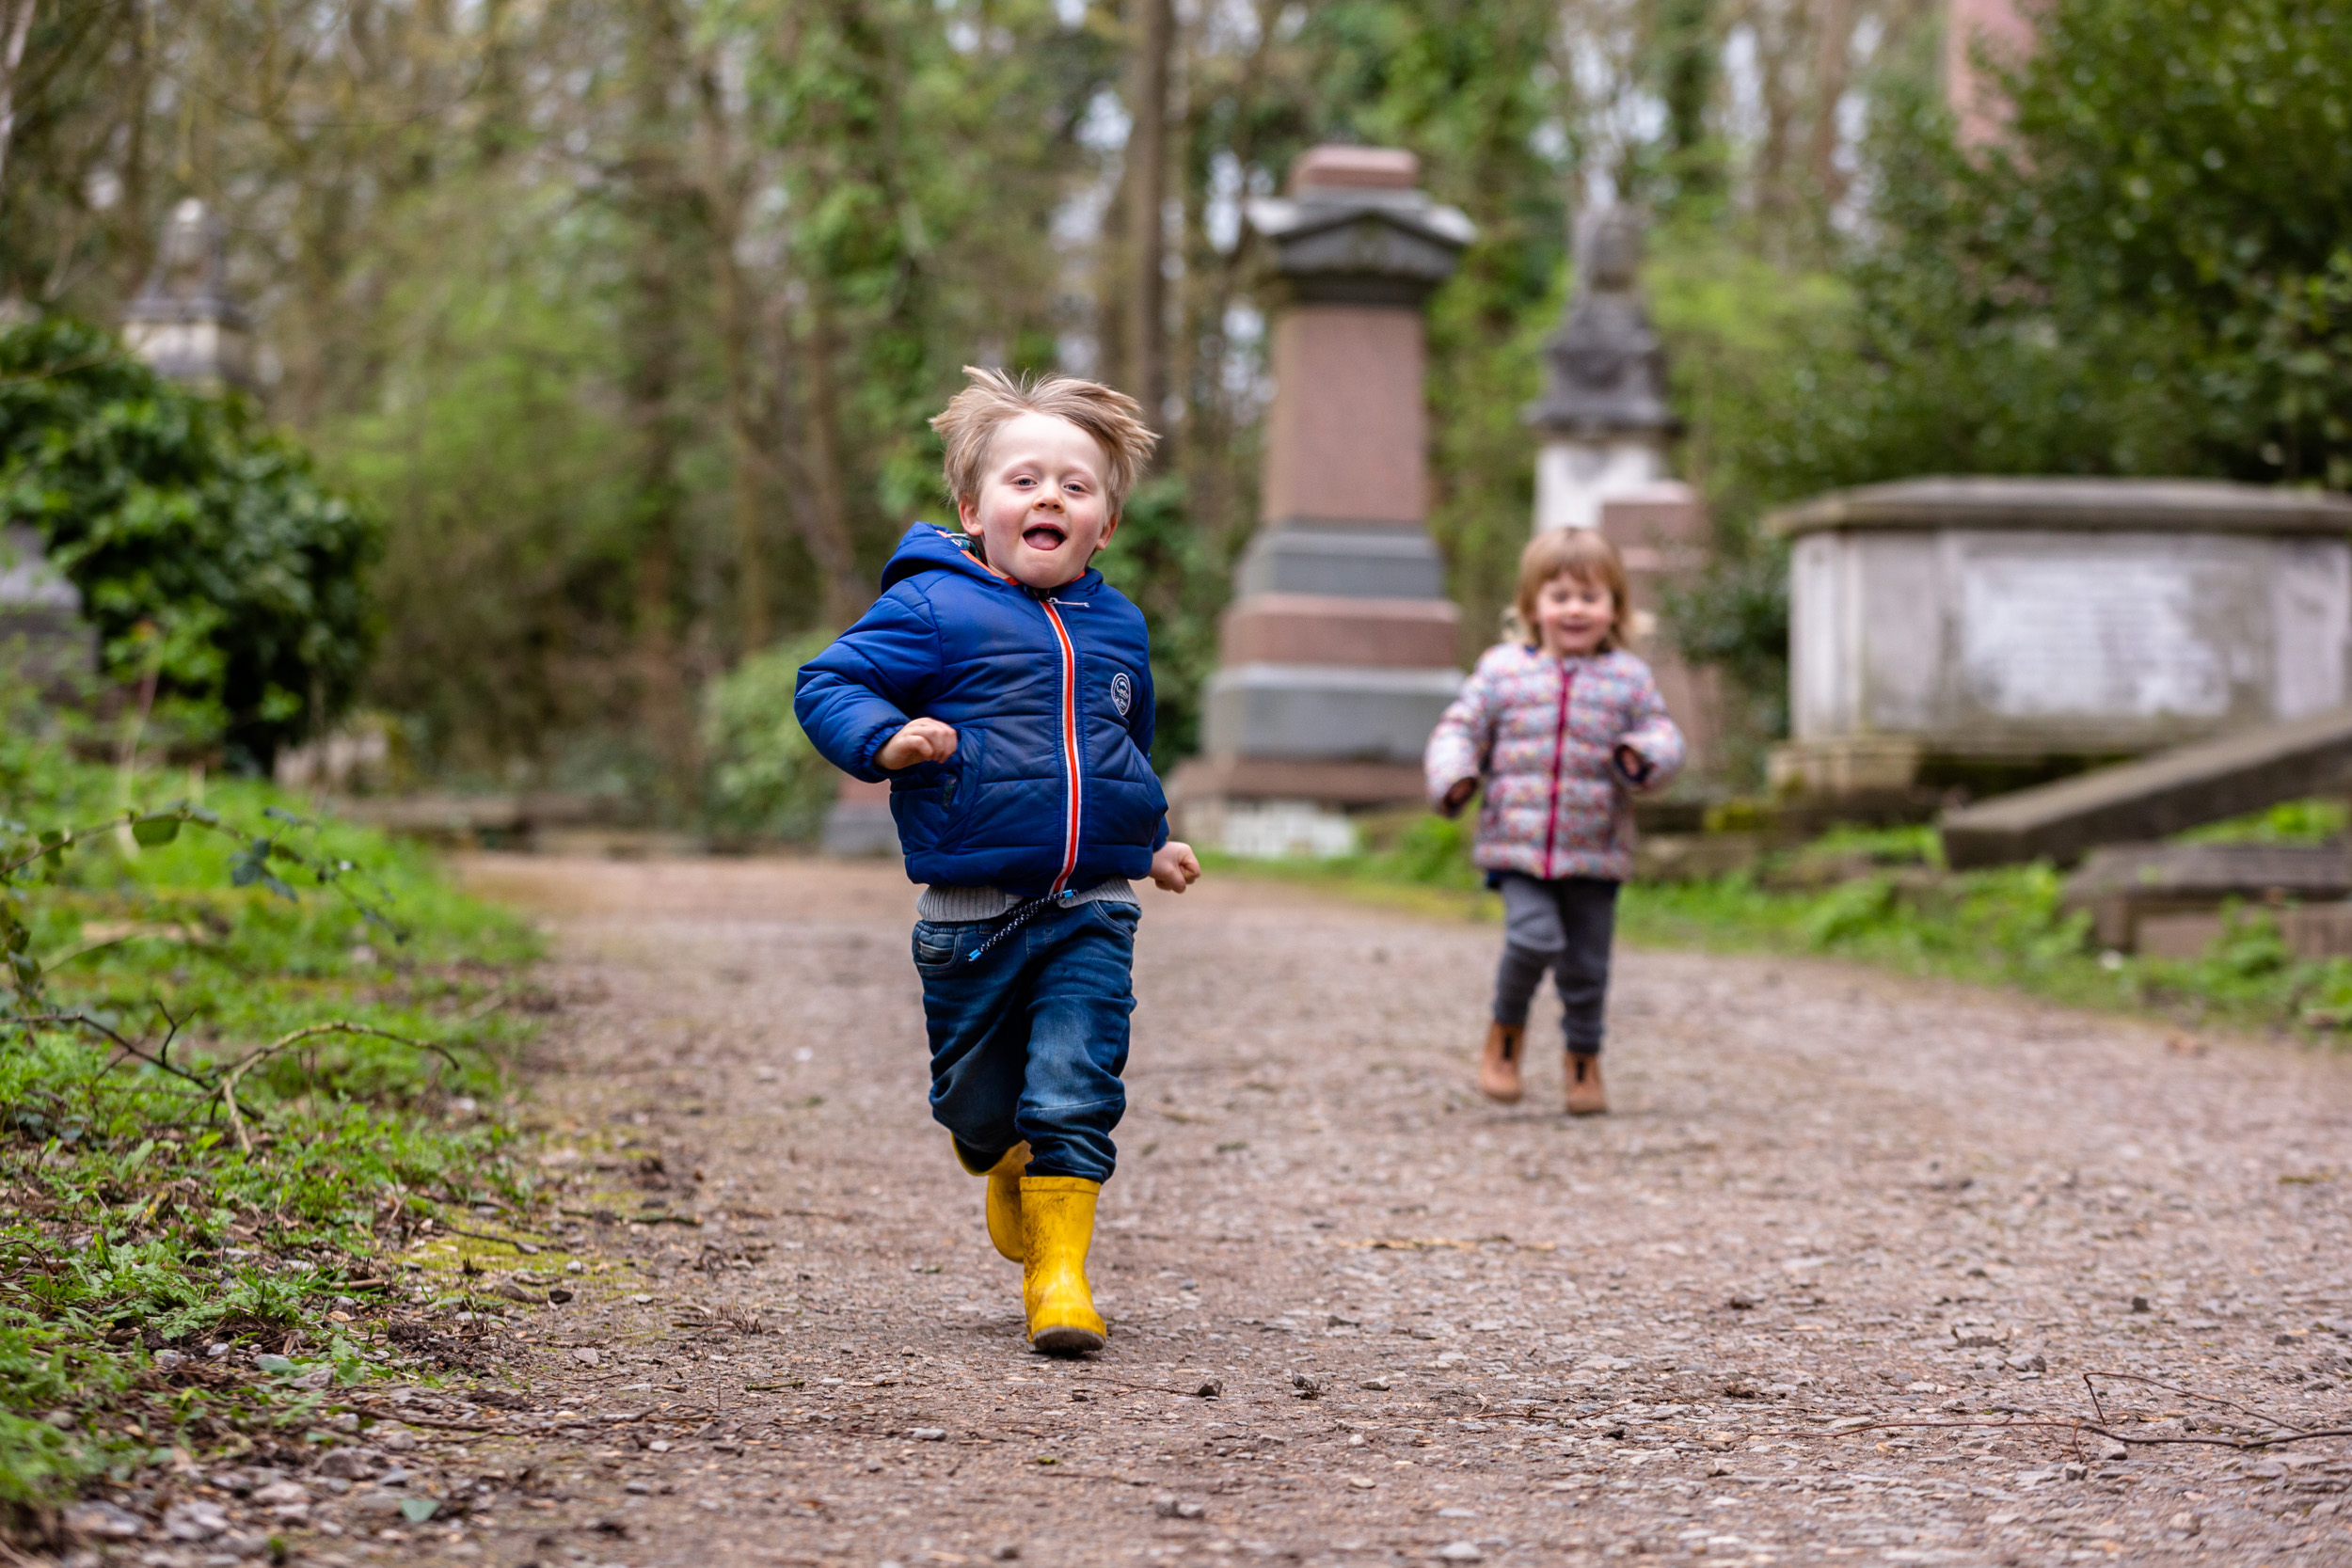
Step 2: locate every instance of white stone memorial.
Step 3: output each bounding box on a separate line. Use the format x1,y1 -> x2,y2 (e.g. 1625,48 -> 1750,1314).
1768,477 -> 2352,793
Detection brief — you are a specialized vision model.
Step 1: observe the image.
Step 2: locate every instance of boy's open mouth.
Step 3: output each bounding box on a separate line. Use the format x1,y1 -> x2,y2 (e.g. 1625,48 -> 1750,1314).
1023,522 -> 1069,550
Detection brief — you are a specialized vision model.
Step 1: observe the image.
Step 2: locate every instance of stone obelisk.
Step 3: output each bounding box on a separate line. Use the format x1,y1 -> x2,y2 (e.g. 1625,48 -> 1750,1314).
1172,146 -> 1473,856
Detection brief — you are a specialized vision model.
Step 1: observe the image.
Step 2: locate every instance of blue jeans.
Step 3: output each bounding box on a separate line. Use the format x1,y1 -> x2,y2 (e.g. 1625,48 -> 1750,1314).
913,900 -> 1138,1183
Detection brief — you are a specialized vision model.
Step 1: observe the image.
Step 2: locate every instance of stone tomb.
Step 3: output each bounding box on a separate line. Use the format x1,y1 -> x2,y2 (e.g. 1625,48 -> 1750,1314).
1769,477 -> 2352,795
1174,147 -> 1473,853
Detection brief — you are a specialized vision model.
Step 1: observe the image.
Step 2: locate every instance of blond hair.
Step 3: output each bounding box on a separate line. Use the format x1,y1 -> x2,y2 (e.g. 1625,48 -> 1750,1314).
1513,528 -> 1629,653
930,367 -> 1159,516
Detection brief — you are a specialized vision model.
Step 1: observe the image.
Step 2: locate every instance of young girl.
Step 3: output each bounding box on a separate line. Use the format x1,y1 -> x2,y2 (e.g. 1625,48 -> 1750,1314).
1423,528 -> 1683,1115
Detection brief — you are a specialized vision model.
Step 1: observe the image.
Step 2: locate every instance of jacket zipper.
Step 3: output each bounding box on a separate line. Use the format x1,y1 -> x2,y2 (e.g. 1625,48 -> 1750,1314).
1539,660 -> 1576,879
1038,594 -> 1083,896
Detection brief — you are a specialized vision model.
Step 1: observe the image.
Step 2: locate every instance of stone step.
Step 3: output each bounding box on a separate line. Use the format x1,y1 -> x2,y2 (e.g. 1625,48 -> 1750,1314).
2060,841 -> 2352,950
2137,902 -> 2352,963
1938,705 -> 2352,868
1235,527 -> 1449,601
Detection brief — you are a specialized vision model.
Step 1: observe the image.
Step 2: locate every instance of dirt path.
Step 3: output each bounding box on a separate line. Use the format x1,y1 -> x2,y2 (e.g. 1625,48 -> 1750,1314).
333,855 -> 2350,1568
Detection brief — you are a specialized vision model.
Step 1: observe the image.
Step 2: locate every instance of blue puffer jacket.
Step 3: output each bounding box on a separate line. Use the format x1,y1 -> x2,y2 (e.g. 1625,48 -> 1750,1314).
794,523 -> 1169,895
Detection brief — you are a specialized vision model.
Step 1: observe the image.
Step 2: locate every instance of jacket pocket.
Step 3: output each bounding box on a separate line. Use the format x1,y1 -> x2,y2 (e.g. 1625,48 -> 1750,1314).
889,729 -> 983,854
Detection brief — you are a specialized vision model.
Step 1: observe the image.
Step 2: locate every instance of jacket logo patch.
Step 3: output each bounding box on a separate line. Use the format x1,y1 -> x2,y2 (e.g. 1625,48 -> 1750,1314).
1109,671 -> 1135,718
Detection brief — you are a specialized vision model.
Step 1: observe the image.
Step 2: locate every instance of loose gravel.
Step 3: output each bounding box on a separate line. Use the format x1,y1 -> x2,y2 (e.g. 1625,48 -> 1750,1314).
278,856 -> 2352,1568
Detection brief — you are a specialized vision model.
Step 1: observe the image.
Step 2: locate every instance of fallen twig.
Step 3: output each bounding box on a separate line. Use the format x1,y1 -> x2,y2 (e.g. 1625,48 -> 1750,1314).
6,1011 -> 214,1087
215,1022 -> 469,1152
1814,1369 -> 2352,1453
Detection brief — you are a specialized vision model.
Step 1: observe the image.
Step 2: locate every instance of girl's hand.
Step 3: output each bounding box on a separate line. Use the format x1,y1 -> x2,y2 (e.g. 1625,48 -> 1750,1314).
1613,743 -> 1655,788
877,717 -> 959,770
1150,840 -> 1201,893
1438,777 -> 1478,818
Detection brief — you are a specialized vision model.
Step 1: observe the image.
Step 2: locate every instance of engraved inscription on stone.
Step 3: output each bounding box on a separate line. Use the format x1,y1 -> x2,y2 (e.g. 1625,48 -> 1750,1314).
1960,556 -> 2231,720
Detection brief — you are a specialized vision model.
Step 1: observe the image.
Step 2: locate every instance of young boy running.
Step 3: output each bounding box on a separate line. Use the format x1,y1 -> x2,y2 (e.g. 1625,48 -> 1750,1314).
794,368 -> 1200,1355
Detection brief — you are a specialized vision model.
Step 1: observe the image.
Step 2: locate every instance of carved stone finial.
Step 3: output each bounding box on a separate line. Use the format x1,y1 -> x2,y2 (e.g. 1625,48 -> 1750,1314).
1245,146 -> 1475,309
121,198 -> 254,390
1523,207 -> 1677,436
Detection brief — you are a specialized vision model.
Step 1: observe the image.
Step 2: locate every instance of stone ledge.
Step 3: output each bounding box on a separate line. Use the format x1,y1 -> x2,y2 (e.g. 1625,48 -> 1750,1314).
1218,594 -> 1459,669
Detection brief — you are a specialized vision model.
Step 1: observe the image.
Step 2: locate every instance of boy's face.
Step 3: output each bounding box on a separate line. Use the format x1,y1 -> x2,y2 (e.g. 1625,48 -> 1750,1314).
958,412 -> 1119,591
1534,570 -> 1616,657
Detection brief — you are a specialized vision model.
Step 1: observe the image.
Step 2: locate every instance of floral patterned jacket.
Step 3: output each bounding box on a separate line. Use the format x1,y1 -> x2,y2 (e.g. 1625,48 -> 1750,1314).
1422,643 -> 1685,883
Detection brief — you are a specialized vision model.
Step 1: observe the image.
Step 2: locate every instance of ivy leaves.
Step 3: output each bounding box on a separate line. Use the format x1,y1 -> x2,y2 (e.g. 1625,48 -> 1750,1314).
0,802 -> 399,1003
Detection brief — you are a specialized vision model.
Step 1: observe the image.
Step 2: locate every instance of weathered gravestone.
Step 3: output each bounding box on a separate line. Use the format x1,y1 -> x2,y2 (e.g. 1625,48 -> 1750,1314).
1769,477 -> 2352,798
0,527 -> 95,696
1171,146 -> 1472,855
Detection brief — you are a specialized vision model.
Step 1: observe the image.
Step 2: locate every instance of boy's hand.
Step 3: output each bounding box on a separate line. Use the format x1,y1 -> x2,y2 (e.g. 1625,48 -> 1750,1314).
1150,840 -> 1201,893
876,717 -> 959,770
1438,777 -> 1478,817
1613,743 -> 1655,788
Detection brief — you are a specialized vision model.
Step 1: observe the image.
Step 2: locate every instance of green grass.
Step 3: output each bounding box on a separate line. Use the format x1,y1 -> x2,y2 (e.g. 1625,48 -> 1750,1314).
1209,806 -> 2352,1039
0,731 -> 540,1503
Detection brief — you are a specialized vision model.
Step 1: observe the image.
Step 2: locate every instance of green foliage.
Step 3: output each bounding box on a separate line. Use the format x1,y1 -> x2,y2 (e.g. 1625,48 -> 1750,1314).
1776,0 -> 2352,488
0,317 -> 381,771
700,632 -> 840,842
1223,812 -> 2351,1039
2178,798 -> 2349,847
1093,476 -> 1234,769
316,187 -> 639,777
0,736 -> 536,1501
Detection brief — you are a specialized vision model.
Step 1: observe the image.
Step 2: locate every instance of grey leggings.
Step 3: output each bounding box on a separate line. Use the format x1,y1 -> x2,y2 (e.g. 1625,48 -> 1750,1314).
1492,873 -> 1619,1056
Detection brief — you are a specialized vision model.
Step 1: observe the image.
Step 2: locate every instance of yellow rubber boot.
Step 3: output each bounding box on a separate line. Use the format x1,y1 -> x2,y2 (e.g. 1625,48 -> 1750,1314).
1019,1176 -> 1107,1354
951,1139 -> 1030,1262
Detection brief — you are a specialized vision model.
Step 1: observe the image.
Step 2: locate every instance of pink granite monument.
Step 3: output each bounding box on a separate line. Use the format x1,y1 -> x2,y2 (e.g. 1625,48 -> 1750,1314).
1172,147 -> 1473,854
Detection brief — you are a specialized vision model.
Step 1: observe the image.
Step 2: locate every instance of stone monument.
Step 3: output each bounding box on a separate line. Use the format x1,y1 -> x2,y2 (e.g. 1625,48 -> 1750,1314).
120,199 -> 255,393
1525,208 -> 1717,776
1171,146 -> 1473,855
1768,477 -> 2352,796
1525,210 -> 1677,534
0,526 -> 95,696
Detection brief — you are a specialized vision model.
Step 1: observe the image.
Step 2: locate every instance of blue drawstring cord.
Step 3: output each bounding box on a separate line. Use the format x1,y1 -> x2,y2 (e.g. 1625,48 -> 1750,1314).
960,891 -> 1075,964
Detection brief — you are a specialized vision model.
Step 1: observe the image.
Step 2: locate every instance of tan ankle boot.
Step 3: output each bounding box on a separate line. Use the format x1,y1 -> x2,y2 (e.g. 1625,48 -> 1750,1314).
1565,1053 -> 1607,1116
1478,1022 -> 1525,1102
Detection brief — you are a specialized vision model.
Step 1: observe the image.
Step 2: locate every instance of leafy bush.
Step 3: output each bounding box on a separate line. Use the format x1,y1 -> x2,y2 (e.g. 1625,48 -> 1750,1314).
0,316 -> 380,771
0,729 -> 536,1501
1643,0 -> 2352,778
700,632 -> 841,842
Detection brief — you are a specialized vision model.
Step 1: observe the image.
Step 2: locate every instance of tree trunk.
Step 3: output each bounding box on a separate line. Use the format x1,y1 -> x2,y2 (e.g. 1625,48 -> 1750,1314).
1122,0 -> 1171,420
792,287 -> 865,630
621,0 -> 699,803
1804,0 -> 1855,213
0,0 -> 37,193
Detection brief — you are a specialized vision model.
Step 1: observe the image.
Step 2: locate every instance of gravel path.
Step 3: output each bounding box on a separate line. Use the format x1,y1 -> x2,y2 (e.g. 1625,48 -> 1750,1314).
337,855 -> 2351,1568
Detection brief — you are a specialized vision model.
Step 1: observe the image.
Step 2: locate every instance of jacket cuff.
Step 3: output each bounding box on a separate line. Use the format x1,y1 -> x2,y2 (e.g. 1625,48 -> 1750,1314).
851,719 -> 904,782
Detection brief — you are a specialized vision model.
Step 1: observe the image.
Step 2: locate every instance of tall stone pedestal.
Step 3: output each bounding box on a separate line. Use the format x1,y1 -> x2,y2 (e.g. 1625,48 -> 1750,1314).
1526,211 -> 1677,536
1172,147 -> 1473,855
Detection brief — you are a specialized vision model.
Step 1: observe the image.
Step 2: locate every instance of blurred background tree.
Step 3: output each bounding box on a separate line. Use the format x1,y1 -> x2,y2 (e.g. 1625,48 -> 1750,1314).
0,0 -> 2340,814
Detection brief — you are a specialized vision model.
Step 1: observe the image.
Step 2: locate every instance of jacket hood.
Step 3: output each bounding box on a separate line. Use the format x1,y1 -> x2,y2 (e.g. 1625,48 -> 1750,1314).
878,521 -> 1104,599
